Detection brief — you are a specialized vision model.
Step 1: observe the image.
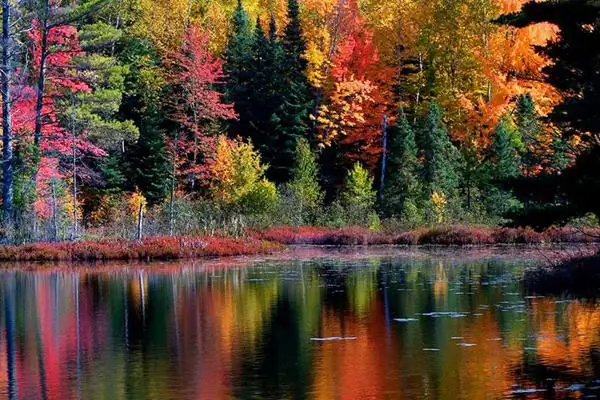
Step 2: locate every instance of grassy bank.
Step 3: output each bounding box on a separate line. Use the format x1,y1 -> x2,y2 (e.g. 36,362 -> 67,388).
253,225 -> 600,246
0,236 -> 283,262
1,224 -> 598,263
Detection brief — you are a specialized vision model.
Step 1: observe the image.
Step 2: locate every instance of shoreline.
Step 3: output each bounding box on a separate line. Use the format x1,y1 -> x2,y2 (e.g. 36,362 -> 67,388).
0,224 -> 597,263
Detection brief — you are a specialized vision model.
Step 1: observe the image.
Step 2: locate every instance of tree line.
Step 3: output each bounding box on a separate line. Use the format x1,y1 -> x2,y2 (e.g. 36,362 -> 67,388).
0,0 -> 592,242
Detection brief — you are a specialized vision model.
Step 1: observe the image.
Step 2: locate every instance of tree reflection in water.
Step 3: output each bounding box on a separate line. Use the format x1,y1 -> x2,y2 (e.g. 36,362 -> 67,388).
0,254 -> 596,399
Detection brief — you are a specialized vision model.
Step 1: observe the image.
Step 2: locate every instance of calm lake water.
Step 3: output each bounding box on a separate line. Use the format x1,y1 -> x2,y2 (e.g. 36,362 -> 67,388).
0,248 -> 599,399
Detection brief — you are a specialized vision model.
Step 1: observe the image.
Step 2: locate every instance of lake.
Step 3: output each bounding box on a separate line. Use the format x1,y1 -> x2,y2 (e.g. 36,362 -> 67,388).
0,247 -> 598,399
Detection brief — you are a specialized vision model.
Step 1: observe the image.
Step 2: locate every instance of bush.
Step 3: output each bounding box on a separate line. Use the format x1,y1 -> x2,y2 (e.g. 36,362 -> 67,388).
0,235 -> 282,262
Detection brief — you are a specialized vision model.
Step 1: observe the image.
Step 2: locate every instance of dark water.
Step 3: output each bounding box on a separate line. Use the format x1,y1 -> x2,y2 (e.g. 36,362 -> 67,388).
0,251 -> 599,399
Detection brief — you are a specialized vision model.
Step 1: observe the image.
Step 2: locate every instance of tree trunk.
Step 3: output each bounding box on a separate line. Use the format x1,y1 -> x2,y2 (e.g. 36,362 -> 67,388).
136,201 -> 143,241
51,179 -> 58,241
378,114 -> 388,204
71,96 -> 78,239
414,53 -> 423,124
169,131 -> 178,236
1,0 -> 13,233
33,0 -> 49,151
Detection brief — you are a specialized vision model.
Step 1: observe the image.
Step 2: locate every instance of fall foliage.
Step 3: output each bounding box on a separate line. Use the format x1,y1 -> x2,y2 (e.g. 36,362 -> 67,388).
0,0 -> 591,241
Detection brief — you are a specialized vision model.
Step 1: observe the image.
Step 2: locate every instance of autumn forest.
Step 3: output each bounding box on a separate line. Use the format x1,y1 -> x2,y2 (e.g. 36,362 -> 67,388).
0,0 -> 597,243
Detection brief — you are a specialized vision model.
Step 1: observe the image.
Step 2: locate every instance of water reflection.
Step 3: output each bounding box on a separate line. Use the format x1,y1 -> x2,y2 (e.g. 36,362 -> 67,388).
0,255 -> 597,399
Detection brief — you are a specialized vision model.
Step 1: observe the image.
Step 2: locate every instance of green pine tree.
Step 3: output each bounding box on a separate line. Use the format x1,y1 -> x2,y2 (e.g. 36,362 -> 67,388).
341,162 -> 378,226
99,153 -> 127,194
223,5 -> 304,183
490,117 -> 521,179
485,117 -> 522,216
129,115 -> 170,206
515,93 -> 541,176
420,102 -> 462,198
383,111 -> 421,223
119,35 -> 170,205
549,135 -> 570,173
283,137 -> 323,224
223,0 -> 253,111
278,0 -> 313,149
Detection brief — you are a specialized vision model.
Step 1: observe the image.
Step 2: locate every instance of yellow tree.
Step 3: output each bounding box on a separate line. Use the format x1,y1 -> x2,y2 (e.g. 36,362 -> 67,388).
210,136 -> 277,212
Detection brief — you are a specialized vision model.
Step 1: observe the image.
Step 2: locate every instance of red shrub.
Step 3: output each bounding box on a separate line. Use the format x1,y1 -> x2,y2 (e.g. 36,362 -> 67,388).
0,236 -> 282,262
418,226 -> 494,245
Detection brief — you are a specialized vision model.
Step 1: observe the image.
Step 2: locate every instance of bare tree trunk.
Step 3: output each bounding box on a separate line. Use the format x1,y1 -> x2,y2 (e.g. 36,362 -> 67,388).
136,202 -> 143,241
414,53 -> 423,125
378,114 -> 388,204
2,0 -> 13,233
169,131 -> 178,236
51,179 -> 58,241
71,104 -> 77,239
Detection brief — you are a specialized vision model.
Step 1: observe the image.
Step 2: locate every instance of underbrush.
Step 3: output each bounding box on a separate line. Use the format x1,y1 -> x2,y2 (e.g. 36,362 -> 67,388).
0,236 -> 282,262
253,225 -> 600,246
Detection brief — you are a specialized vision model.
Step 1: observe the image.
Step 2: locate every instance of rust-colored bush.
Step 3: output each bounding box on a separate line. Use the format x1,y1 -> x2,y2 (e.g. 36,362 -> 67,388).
0,236 -> 282,262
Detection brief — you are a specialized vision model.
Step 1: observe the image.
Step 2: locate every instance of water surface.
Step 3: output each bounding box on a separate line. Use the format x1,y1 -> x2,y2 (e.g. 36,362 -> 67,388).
0,249 -> 598,399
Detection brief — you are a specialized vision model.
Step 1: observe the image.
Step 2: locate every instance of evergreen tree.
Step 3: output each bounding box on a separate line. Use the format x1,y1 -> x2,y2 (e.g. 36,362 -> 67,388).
282,0 -> 307,75
514,93 -> 541,176
501,0 -> 600,141
278,0 -> 313,149
341,162 -> 377,225
549,135 -> 570,173
420,102 -> 462,199
223,0 -> 253,116
246,18 -> 292,182
499,1 -> 600,227
490,117 -> 521,180
223,4 -> 305,183
283,137 -> 323,224
99,153 -> 127,194
119,36 -> 170,205
383,111 -> 420,221
485,117 -> 521,216
129,114 -> 170,205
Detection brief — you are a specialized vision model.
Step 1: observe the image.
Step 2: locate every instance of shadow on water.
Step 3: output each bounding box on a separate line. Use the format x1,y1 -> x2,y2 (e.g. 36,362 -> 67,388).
0,249 -> 597,399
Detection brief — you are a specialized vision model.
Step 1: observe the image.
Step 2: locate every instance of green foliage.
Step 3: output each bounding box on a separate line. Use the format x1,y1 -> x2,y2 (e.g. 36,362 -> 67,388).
420,102 -> 463,206
484,117 -> 522,216
278,0 -> 313,149
549,135 -> 570,172
223,1 -> 253,107
223,3 -> 311,183
282,138 -> 323,224
383,111 -> 420,220
514,93 -> 542,175
211,136 -> 278,214
489,117 -> 521,180
341,163 -> 377,224
129,120 -> 170,205
100,153 -> 127,194
240,179 -> 279,215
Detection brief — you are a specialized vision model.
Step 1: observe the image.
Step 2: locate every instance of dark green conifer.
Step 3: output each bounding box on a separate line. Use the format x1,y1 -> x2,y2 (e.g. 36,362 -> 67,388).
514,93 -> 541,176
485,117 -> 521,216
420,102 -> 462,198
383,110 -> 420,220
